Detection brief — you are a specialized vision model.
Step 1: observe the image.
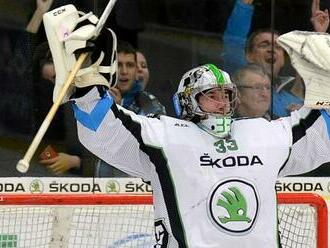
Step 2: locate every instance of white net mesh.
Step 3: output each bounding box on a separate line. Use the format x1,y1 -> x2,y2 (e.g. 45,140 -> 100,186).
0,205 -> 154,248
0,207 -> 53,247
278,204 -> 317,248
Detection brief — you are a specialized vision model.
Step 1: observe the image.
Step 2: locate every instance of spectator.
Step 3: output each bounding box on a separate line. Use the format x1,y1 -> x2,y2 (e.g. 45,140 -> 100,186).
222,0 -> 328,118
245,29 -> 305,118
222,0 -> 294,118
32,42 -> 94,176
232,63 -> 271,119
117,41 -> 166,116
244,29 -> 285,82
26,0 -> 53,34
136,51 -> 150,90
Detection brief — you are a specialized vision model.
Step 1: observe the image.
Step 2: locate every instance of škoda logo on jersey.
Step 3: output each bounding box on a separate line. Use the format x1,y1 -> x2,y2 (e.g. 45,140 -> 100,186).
207,179 -> 259,235
200,153 -> 263,168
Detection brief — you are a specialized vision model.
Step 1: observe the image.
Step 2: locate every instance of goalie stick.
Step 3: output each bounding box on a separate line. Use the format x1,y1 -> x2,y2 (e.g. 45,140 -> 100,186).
16,0 -> 117,173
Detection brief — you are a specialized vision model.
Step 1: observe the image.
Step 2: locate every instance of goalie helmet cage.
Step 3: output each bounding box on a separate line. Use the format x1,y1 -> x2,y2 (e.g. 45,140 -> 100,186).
0,193 -> 326,248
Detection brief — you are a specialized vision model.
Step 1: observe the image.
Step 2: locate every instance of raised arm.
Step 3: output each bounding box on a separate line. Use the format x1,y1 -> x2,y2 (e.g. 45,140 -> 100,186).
310,0 -> 329,33
26,0 -> 53,33
278,108 -> 330,177
34,3 -> 165,179
73,87 -> 164,179
276,30 -> 330,176
222,0 -> 254,74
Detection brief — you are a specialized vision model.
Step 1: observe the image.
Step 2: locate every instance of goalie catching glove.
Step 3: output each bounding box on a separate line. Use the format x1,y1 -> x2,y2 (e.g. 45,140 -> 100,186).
277,31 -> 330,109
43,4 -> 117,103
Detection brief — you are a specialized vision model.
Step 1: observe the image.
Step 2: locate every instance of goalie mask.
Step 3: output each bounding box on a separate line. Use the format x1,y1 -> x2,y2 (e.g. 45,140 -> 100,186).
173,64 -> 238,138
43,4 -> 117,103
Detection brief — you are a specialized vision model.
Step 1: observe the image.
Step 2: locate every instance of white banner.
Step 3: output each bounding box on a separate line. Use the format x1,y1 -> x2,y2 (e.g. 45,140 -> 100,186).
1,177 -> 330,197
0,177 -> 152,194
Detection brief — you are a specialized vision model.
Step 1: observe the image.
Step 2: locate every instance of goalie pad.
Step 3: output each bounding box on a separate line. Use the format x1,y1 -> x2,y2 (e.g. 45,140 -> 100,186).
277,31 -> 330,109
43,4 -> 117,103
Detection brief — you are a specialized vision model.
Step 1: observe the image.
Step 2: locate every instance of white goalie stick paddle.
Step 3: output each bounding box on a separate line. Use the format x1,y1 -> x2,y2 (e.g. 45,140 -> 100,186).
16,0 -> 117,173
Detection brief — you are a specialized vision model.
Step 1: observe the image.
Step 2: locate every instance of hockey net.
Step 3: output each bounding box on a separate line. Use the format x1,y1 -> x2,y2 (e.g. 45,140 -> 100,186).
0,193 -> 327,248
0,194 -> 154,248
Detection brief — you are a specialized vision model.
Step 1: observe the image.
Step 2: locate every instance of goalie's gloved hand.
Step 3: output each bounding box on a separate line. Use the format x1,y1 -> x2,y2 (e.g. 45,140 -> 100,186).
64,21 -> 118,89
72,41 -> 96,55
43,4 -> 117,104
277,31 -> 330,109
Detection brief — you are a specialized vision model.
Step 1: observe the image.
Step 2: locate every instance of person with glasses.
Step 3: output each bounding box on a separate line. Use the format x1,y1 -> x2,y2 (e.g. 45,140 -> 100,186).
232,63 -> 271,119
222,0 -> 329,118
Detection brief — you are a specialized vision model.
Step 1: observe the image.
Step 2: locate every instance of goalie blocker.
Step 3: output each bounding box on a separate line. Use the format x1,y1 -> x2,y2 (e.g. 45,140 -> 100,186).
43,4 -> 118,104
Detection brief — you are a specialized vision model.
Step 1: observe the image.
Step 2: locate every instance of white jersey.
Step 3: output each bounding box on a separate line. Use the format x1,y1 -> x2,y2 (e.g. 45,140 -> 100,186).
72,88 -> 330,248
